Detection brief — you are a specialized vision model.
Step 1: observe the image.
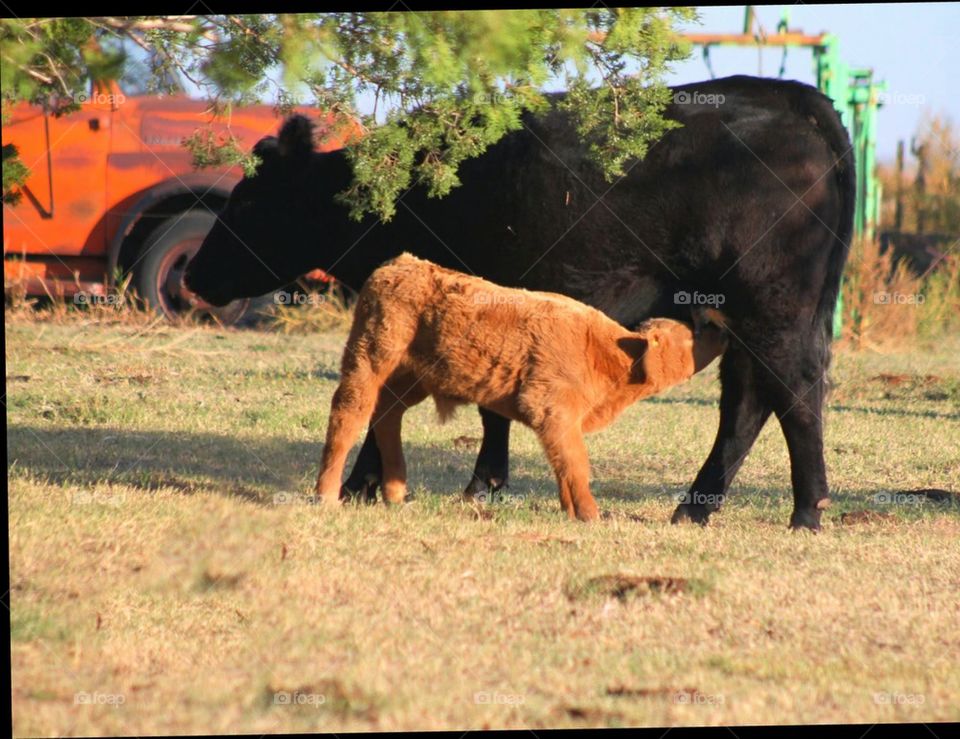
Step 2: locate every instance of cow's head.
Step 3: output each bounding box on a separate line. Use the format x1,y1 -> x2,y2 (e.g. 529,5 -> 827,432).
183,115 -> 353,305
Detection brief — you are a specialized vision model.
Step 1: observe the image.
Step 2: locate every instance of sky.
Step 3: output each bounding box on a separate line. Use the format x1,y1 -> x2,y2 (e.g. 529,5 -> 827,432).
667,4 -> 960,162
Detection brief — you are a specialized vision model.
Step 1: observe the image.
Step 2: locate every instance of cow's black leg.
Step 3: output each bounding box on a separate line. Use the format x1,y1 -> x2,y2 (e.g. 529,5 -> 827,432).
672,344 -> 772,525
744,327 -> 832,530
674,325 -> 833,530
464,408 -> 511,497
769,365 -> 831,531
340,429 -> 382,503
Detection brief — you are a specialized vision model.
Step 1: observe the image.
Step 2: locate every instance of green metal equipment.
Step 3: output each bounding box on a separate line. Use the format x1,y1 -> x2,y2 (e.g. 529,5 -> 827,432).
814,34 -> 885,241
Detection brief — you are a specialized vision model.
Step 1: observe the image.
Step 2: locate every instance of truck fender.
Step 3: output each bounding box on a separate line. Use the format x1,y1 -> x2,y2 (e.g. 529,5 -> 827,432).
107,171 -> 239,277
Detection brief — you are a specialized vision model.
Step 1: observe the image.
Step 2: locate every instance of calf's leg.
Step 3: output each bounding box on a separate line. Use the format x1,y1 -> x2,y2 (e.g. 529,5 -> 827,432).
370,376 -> 427,505
315,362 -> 383,504
778,399 -> 830,529
372,403 -> 408,505
351,406 -> 512,503
536,421 -> 599,522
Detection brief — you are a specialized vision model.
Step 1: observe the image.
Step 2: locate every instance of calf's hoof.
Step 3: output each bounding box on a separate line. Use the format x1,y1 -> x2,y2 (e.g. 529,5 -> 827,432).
572,500 -> 600,522
315,491 -> 343,508
382,482 -> 408,506
670,503 -> 712,526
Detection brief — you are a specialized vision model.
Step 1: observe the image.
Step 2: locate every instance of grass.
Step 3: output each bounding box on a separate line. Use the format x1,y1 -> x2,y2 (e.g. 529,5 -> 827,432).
6,313 -> 960,735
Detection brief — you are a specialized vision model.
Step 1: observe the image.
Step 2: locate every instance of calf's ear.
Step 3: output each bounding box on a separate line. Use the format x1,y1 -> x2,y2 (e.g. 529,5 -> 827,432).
616,335 -> 651,383
640,328 -> 668,380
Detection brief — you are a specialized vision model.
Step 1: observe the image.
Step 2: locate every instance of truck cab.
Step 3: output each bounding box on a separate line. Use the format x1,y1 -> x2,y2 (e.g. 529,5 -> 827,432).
3,79 -> 345,322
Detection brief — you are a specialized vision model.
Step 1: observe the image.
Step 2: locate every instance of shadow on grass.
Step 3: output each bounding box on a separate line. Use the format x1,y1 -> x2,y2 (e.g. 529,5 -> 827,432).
9,425 -> 955,520
6,424 -> 555,504
5,423 -> 740,513
647,395 -> 960,421
826,403 -> 960,421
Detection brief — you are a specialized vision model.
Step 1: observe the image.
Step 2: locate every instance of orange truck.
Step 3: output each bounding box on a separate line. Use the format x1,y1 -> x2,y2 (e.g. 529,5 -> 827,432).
3,80 -> 344,322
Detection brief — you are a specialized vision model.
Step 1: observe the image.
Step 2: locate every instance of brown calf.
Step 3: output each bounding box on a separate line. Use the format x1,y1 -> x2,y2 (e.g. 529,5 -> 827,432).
315,254 -> 727,520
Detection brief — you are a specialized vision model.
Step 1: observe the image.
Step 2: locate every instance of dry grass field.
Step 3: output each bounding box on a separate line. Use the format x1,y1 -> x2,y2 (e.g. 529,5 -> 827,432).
6,312 -> 960,735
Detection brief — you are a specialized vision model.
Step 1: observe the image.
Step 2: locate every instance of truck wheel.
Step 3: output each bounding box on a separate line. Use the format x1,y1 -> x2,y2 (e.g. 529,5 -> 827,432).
132,210 -> 250,324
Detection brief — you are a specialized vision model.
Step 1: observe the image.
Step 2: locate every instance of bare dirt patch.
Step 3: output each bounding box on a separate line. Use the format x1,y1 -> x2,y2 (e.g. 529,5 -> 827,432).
840,510 -> 897,525
570,574 -> 698,601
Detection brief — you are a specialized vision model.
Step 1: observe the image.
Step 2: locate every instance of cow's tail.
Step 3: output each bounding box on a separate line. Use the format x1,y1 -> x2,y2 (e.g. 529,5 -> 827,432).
811,93 -> 857,375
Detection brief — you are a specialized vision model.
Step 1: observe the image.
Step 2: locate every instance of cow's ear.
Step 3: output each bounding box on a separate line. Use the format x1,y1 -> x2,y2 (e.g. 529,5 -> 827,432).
277,115 -> 315,159
253,135 -> 279,160
250,136 -> 279,171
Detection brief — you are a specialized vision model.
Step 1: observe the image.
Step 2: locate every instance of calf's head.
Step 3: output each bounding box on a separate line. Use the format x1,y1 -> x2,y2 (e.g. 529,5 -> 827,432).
183,116 -> 353,306
634,317 -> 727,389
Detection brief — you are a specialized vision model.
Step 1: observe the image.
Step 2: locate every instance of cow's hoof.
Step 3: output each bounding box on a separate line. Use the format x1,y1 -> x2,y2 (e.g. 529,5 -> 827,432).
465,487 -> 506,505
670,503 -> 711,526
788,508 -> 823,531
464,474 -> 508,498
463,475 -> 487,498
340,474 -> 380,504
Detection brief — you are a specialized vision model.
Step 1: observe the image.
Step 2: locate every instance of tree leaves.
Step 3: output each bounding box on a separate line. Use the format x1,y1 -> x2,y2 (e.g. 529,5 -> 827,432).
1,10 -> 698,220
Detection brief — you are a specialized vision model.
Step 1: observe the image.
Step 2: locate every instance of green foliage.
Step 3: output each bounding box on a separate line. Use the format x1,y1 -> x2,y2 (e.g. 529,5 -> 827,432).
3,142 -> 29,205
296,9 -> 696,219
181,128 -> 261,177
1,10 -> 697,219
199,15 -> 281,102
1,18 -> 125,202
0,18 -> 120,105
559,9 -> 693,179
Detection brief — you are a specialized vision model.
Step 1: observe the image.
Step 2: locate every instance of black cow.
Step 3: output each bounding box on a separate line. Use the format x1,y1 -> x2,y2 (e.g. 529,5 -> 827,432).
184,75 -> 855,530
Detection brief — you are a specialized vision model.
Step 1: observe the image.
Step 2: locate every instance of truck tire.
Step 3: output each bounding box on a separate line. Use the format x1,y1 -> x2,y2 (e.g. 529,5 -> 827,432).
132,210 -> 250,324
